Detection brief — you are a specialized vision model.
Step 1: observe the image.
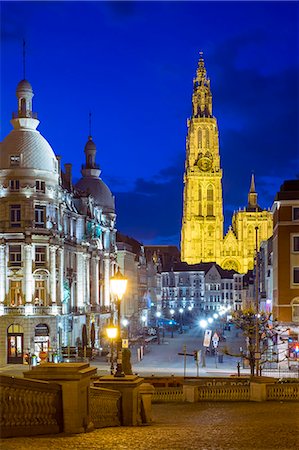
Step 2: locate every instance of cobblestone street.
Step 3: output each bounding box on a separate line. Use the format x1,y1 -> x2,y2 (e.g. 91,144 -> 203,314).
1,401 -> 298,450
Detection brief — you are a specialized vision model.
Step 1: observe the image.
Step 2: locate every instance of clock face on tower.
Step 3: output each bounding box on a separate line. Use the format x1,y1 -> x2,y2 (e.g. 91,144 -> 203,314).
198,156 -> 212,172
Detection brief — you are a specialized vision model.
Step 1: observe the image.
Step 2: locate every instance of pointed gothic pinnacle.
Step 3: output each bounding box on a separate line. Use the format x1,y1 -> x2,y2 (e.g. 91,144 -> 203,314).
250,173 -> 256,193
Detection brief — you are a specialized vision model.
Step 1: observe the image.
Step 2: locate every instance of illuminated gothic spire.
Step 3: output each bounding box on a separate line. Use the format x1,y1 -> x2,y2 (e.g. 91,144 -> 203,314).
192,51 -> 212,118
248,173 -> 258,209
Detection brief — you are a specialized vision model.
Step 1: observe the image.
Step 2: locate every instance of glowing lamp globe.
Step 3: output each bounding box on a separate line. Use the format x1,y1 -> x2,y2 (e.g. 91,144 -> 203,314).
110,269 -> 128,300
106,326 -> 118,340
199,319 -> 208,329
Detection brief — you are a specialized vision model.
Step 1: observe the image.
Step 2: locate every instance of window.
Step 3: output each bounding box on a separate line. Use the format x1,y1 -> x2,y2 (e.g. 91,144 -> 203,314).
293,268 -> 299,284
35,206 -> 46,228
36,180 -> 45,192
9,245 -> 21,266
207,186 -> 214,201
10,155 -> 20,166
35,246 -> 46,265
10,205 -> 21,227
9,180 -> 20,191
293,236 -> 299,252
293,208 -> 299,221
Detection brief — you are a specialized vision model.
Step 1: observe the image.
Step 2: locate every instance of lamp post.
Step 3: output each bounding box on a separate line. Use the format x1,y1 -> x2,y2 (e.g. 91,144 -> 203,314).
156,311 -> 161,344
170,309 -> 175,338
179,308 -> 184,333
255,226 -> 260,376
110,269 -> 128,378
106,324 -> 118,375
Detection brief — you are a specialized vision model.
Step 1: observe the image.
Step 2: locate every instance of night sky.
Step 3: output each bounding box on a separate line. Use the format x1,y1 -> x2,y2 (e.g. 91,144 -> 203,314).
1,1 -> 298,247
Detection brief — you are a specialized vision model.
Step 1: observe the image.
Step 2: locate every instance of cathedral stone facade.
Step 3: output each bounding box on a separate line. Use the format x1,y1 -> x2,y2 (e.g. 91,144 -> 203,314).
181,54 -> 273,274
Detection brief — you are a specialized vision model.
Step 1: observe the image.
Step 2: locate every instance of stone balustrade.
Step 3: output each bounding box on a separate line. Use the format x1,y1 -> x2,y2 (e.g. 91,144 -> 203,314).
267,383 -> 299,401
197,385 -> 250,401
90,386 -> 121,428
0,374 -> 62,438
152,387 -> 183,403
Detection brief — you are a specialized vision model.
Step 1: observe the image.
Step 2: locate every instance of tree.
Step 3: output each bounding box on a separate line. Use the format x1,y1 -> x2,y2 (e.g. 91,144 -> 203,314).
223,308 -> 281,376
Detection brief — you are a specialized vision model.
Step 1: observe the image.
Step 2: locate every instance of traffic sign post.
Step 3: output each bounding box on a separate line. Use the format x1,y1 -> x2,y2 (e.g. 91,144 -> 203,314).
212,332 -> 219,368
177,345 -> 194,377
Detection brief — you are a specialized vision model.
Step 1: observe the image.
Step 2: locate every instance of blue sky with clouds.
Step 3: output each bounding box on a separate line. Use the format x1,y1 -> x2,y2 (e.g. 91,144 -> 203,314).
1,1 -> 298,246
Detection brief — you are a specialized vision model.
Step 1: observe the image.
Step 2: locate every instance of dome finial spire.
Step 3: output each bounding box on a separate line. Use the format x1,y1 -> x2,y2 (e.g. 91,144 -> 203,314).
22,39 -> 26,80
89,111 -> 92,138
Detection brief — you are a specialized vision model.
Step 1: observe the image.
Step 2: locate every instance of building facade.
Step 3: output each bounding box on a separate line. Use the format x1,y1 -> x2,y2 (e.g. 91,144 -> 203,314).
181,54 -> 273,273
0,78 -> 116,364
272,180 -> 299,325
160,261 -> 243,317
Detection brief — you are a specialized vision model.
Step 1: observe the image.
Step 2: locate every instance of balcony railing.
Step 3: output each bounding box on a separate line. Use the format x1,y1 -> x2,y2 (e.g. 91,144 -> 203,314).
3,305 -> 62,316
12,111 -> 38,119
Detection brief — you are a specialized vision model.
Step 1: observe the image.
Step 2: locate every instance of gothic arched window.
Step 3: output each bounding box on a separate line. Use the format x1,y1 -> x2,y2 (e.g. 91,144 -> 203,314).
207,185 -> 214,216
198,185 -> 202,215
198,129 -> 202,148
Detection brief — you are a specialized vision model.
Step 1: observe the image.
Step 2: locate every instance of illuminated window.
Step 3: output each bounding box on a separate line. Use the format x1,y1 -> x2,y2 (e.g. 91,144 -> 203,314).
36,180 -> 45,192
9,245 -> 21,266
10,204 -> 21,227
35,206 -> 46,228
10,155 -> 20,166
9,180 -> 20,191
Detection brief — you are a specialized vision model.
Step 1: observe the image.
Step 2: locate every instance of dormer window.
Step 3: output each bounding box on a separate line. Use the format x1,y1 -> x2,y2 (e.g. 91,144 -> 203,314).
10,155 -> 20,166
36,180 -> 45,192
9,180 -> 20,191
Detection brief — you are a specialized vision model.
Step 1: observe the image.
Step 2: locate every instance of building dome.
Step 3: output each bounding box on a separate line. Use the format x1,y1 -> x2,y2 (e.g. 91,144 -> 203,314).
16,79 -> 33,97
75,176 -> 115,213
85,136 -> 96,153
0,128 -> 58,173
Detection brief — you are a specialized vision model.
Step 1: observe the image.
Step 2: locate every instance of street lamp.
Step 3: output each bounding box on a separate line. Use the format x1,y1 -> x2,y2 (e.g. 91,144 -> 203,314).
110,269 -> 128,377
179,307 -> 184,333
106,324 -> 118,375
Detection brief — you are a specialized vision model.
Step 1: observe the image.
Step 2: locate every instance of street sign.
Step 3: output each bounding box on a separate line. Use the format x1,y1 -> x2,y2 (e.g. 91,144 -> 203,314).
203,329 -> 212,347
212,332 -> 219,348
122,339 -> 129,349
212,332 -> 219,341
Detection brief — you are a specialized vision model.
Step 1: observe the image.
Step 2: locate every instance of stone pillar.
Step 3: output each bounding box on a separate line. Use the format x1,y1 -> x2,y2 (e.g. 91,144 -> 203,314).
50,246 -> 57,303
24,244 -> 33,303
58,247 -> 64,305
24,362 -> 97,434
76,252 -> 84,307
85,254 -> 90,304
92,255 -> 99,306
0,243 -> 6,304
103,254 -> 110,307
94,375 -> 145,426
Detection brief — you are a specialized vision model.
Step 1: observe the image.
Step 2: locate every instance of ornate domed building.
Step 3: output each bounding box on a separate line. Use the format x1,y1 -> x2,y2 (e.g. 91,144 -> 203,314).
0,78 -> 117,365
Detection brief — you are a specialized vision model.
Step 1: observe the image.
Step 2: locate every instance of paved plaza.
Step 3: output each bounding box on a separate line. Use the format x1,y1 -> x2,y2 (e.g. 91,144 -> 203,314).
1,401 -> 298,450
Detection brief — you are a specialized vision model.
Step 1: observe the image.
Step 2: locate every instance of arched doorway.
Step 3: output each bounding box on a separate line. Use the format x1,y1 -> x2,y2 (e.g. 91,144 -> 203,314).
34,323 -> 50,359
7,324 -> 24,364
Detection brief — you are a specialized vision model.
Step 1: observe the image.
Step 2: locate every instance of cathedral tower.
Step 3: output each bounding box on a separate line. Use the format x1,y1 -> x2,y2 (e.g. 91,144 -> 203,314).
181,53 -> 223,264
